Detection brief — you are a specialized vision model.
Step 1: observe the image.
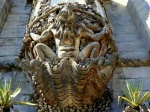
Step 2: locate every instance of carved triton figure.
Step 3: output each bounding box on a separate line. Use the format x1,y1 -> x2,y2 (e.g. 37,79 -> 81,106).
30,6 -> 107,63
17,2 -> 117,110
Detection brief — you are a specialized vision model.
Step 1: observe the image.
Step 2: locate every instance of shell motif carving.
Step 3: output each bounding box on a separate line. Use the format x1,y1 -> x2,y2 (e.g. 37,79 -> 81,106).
17,2 -> 117,108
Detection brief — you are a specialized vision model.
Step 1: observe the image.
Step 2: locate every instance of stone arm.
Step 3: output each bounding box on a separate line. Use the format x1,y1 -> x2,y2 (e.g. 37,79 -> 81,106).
30,26 -> 54,43
85,26 -> 107,41
80,24 -> 108,41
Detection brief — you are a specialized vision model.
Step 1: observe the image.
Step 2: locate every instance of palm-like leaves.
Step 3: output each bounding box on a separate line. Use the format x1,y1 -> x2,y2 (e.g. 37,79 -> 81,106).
118,80 -> 150,108
0,78 -> 36,108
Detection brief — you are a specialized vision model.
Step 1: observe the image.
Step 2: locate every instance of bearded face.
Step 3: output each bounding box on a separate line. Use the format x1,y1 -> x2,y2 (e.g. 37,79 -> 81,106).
56,6 -> 76,46
57,6 -> 76,30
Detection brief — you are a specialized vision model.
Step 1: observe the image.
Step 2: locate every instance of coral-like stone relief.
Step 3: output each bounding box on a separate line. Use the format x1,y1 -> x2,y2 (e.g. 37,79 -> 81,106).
17,1 -> 117,109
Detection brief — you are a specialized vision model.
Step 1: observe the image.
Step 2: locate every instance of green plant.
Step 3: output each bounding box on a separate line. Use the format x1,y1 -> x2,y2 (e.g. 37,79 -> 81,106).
0,78 -> 36,110
118,80 -> 150,109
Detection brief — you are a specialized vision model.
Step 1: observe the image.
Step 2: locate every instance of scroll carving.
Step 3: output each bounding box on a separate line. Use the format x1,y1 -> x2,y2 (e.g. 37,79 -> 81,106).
17,2 -> 117,109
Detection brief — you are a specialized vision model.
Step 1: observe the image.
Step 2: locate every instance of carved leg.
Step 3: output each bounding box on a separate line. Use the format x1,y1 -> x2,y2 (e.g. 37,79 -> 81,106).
34,43 -> 56,61
16,58 -> 41,71
79,42 -> 100,60
103,54 -> 114,66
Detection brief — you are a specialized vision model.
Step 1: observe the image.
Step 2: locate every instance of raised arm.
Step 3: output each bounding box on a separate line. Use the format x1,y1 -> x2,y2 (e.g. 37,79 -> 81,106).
30,26 -> 53,43
83,25 -> 108,41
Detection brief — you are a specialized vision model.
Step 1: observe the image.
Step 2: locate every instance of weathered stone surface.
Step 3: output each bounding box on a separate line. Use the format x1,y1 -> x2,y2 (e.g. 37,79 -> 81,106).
116,41 -> 146,52
0,56 -> 18,64
109,102 -> 123,112
141,78 -> 150,91
110,66 -> 150,111
106,1 -> 127,11
0,0 -> 35,111
17,1 -> 117,109
0,18 -> 3,30
112,91 -> 122,103
119,51 -> 148,59
0,71 -> 33,96
0,0 -> 31,65
13,0 -> 26,5
0,0 -> 12,31
0,38 -> 22,46
109,17 -> 133,26
0,0 -> 149,112
0,46 -> 21,56
115,36 -> 148,59
133,0 -> 142,7
114,34 -> 141,43
12,82 -> 33,94
0,71 -> 35,111
106,0 -> 148,60
13,105 -> 36,112
7,14 -> 30,22
0,7 -> 8,22
0,71 -> 24,81
3,21 -> 26,30
13,71 -> 30,82
11,6 -> 31,14
0,29 -> 25,38
0,6 -> 7,30
12,3 -> 28,7
107,10 -> 131,19
112,79 -> 126,92
113,25 -> 137,35
127,0 -> 150,52
119,78 -> 150,91
136,2 -> 148,13
122,67 -> 150,78
13,95 -> 30,102
112,67 -> 125,79
106,10 -> 133,26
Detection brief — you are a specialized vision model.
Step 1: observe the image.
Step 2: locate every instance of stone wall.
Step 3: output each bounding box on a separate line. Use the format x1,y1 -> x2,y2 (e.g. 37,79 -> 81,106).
0,71 -> 36,112
0,0 -> 13,32
0,0 -> 35,111
0,0 -> 149,111
105,0 -> 150,111
127,0 -> 150,52
109,67 -> 150,111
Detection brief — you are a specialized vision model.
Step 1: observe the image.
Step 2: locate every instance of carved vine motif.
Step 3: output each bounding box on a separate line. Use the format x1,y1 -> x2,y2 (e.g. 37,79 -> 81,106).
17,2 -> 117,108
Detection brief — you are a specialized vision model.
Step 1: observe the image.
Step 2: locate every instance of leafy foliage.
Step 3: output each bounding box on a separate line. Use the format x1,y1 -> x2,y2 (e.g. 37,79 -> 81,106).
118,80 -> 150,108
0,78 -> 36,108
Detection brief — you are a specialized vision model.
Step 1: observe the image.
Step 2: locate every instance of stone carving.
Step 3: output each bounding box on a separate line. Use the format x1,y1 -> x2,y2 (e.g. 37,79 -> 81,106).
17,1 -> 117,109
117,56 -> 150,67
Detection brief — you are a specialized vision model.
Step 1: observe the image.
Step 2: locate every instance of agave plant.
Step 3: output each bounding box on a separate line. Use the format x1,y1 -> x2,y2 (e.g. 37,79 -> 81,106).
118,80 -> 150,110
0,78 -> 36,112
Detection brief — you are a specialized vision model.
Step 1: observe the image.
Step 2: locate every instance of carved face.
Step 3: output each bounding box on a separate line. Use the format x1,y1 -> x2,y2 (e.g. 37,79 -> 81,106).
57,6 -> 76,29
56,6 -> 77,58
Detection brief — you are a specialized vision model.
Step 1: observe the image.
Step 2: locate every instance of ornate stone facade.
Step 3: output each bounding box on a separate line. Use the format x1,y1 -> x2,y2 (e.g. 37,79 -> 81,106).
17,1 -> 117,110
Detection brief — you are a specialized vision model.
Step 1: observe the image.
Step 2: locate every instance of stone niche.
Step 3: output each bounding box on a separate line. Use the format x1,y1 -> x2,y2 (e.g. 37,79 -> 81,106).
17,0 -> 117,111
